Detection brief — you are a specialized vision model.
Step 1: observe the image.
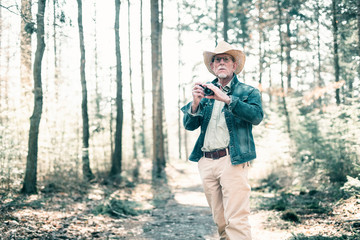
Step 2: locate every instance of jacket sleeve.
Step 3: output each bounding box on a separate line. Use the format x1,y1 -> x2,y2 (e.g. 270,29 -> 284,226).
181,101 -> 204,131
227,88 -> 263,125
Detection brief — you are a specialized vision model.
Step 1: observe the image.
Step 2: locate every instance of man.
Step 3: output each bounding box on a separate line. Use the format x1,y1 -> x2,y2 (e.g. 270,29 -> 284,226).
181,41 -> 263,240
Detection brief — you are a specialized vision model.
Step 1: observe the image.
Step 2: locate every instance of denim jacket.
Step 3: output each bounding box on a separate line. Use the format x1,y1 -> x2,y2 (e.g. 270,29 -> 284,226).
181,75 -> 263,165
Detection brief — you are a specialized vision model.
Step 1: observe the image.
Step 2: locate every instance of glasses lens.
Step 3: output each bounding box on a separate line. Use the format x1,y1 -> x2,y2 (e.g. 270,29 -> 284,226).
214,57 -> 230,63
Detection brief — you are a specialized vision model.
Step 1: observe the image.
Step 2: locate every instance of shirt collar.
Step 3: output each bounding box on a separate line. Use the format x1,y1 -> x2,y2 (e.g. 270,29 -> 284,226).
221,76 -> 234,93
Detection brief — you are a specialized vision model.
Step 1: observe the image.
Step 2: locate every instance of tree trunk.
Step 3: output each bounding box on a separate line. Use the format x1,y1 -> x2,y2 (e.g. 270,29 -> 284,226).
20,0 -> 32,99
315,1 -> 324,107
110,0 -> 123,178
76,0 -> 94,181
94,1 -> 100,117
258,0 -> 263,88
332,0 -> 340,105
177,1 -> 182,160
285,13 -> 292,92
127,0 -> 139,180
0,0 -> 2,119
140,0 -> 147,158
215,0 -> 218,44
21,0 -> 46,194
151,0 -> 165,179
53,0 -> 60,102
357,0 -> 360,81
223,0 -> 228,42
277,0 -> 291,134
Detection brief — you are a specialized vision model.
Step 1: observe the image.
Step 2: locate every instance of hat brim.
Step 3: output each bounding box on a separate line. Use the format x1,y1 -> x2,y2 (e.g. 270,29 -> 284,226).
203,49 -> 246,76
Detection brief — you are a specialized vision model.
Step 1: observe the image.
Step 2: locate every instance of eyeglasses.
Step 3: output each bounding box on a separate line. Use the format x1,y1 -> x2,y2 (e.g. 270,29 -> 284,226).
212,56 -> 233,63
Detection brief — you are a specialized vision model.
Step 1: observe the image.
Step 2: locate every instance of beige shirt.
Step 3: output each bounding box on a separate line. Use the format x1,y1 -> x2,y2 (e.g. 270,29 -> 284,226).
201,80 -> 231,152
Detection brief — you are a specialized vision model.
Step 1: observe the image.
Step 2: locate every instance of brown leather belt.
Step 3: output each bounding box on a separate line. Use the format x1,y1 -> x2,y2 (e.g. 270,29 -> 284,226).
204,148 -> 228,160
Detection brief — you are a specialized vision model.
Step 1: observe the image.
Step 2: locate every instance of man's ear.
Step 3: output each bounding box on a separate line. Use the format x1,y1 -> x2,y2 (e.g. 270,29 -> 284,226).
210,62 -> 214,70
233,61 -> 238,71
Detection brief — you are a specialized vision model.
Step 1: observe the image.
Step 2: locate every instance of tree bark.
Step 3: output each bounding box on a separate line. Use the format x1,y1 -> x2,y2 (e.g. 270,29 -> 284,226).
21,0 -> 46,194
0,0 -> 2,118
332,0 -> 340,105
151,0 -> 165,179
140,0 -> 147,158
223,0 -> 228,42
277,0 -> 291,134
285,13 -> 292,92
110,0 -> 123,178
258,0 -> 264,88
76,0 -> 94,181
20,0 -> 32,98
177,1 -> 182,160
357,0 -> 360,80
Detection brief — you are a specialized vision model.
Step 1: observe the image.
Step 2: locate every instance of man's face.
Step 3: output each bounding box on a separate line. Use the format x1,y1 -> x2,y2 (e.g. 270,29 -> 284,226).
210,54 -> 237,79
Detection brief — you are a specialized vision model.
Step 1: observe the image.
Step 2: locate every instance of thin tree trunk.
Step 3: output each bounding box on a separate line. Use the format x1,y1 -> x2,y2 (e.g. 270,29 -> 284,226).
53,0 -> 59,102
76,0 -> 94,181
140,0 -> 147,158
177,1 -> 182,160
94,1 -> 100,117
315,1 -> 324,107
151,0 -> 165,179
20,0 -> 32,99
127,0 -> 139,180
277,0 -> 291,134
332,0 -> 340,105
128,0 -> 137,161
357,0 -> 360,87
285,13 -> 292,92
223,0 -> 228,42
0,0 -> 2,121
110,0 -> 123,178
215,0 -> 218,44
258,0 -> 263,88
21,0 -> 46,194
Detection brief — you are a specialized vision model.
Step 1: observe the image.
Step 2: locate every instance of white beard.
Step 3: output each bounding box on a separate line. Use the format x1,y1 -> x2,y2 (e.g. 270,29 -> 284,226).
217,73 -> 227,79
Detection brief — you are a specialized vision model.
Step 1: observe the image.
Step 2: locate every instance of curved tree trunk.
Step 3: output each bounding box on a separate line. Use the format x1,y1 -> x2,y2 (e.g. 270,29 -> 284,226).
21,0 -> 46,194
76,0 -> 94,181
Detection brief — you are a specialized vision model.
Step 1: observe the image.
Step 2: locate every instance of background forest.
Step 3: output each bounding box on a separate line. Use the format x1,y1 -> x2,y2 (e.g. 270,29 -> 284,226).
0,0 -> 360,239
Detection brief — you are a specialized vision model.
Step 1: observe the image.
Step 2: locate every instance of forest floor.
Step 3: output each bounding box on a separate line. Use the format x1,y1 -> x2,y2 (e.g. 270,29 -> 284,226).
1,111 -> 360,239
0,160 -> 359,240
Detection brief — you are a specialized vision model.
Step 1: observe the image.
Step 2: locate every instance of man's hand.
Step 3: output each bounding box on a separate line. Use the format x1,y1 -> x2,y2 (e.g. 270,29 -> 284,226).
191,82 -> 205,113
203,83 -> 231,104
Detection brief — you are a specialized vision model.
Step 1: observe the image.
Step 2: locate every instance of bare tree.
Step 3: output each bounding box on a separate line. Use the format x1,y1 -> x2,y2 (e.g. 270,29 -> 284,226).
76,0 -> 94,181
21,0 -> 46,194
332,0 -> 340,105
277,0 -> 291,134
151,0 -> 165,179
110,0 -> 124,178
223,0 -> 228,41
20,0 -> 32,99
139,0 -> 147,158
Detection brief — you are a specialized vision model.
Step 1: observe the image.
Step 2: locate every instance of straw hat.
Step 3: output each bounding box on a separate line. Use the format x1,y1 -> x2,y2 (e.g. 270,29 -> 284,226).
203,41 -> 246,76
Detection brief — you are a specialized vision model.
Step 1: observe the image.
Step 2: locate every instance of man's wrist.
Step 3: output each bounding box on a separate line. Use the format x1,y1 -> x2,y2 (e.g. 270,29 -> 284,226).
191,103 -> 199,113
225,96 -> 231,105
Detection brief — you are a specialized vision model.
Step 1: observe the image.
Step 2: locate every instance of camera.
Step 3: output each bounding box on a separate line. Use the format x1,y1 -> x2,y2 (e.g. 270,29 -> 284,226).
201,82 -> 221,96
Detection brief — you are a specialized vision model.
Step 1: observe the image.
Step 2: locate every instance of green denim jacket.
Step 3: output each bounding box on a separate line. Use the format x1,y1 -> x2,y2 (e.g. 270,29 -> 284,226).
181,75 -> 263,165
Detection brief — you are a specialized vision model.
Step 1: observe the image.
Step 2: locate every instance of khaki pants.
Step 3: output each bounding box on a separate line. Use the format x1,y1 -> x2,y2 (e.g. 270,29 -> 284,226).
198,154 -> 252,240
